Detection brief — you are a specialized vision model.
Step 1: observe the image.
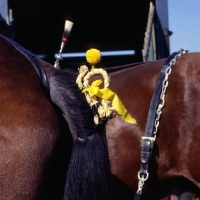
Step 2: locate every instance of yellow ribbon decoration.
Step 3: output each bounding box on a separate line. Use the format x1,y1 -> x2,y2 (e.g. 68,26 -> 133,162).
82,80 -> 137,124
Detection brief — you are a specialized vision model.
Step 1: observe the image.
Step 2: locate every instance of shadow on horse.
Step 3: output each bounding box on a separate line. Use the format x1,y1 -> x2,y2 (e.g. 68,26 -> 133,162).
0,34 -> 200,200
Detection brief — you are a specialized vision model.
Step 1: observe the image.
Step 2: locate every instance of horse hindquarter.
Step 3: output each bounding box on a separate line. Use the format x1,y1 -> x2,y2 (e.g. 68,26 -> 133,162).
0,36 -> 60,199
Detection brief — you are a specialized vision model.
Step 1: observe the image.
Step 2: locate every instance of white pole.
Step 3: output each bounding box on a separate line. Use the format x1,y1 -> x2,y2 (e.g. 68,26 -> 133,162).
54,20 -> 74,69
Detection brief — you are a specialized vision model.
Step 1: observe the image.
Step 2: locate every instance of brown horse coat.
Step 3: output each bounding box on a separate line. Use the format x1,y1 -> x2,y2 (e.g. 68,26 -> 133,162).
106,53 -> 200,199
0,35 -> 71,200
1,32 -> 200,199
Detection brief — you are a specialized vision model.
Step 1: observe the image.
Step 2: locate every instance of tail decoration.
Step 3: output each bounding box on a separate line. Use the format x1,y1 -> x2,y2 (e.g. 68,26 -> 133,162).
49,48 -> 136,199
76,48 -> 137,125
54,20 -> 73,69
49,68 -> 112,200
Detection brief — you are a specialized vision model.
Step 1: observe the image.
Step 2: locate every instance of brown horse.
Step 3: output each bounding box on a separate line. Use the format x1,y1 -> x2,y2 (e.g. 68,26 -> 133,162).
0,34 -> 113,200
48,50 -> 200,199
105,53 -> 200,199
0,34 -> 73,200
1,33 -> 200,200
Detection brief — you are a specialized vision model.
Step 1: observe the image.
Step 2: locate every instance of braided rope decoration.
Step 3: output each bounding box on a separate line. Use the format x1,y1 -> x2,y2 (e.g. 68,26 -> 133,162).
76,65 -> 116,125
76,48 -> 136,125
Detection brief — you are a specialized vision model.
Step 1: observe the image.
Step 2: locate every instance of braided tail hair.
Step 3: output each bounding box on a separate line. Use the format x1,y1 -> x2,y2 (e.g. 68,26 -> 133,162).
48,68 -> 113,200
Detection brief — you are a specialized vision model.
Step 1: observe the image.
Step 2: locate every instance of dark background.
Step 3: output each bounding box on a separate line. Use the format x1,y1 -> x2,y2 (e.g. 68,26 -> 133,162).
8,0 -> 155,68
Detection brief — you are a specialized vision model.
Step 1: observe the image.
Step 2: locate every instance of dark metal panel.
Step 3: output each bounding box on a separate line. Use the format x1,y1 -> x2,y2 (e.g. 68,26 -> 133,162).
155,0 -> 170,59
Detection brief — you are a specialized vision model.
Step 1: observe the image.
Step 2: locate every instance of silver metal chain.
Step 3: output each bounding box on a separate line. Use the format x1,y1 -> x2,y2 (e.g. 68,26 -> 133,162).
134,49 -> 188,200
152,49 -> 188,141
135,172 -> 149,199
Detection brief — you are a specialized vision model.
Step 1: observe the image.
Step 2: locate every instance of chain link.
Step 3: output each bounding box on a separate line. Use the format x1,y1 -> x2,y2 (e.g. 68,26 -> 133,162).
134,49 -> 188,200
153,49 -> 187,138
135,172 -> 149,199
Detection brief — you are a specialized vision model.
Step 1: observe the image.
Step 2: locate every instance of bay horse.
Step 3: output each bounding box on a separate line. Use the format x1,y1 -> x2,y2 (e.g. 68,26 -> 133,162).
1,33 -> 200,200
48,49 -> 200,199
105,55 -> 200,200
0,34 -> 72,199
49,51 -> 200,199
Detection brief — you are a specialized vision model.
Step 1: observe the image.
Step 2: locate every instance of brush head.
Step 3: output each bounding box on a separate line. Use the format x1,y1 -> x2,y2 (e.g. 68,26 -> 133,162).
64,20 -> 73,33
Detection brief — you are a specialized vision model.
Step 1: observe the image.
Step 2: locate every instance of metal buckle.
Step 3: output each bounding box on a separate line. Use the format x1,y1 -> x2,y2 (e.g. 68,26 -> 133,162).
141,136 -> 154,148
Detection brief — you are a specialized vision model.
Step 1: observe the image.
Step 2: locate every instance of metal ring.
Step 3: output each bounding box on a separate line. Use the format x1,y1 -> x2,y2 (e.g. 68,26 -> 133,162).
138,172 -> 149,181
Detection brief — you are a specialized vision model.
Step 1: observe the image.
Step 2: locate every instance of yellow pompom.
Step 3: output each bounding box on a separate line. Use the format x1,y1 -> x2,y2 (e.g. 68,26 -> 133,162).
86,48 -> 102,65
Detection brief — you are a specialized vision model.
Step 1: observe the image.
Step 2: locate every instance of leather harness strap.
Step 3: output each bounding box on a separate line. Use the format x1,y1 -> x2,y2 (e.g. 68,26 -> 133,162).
1,35 -> 50,94
140,52 -> 180,174
134,50 -> 188,200
105,61 -> 152,73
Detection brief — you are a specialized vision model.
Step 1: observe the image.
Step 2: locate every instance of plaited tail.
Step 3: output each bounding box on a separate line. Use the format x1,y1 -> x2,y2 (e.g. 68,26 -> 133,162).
48,68 -> 113,200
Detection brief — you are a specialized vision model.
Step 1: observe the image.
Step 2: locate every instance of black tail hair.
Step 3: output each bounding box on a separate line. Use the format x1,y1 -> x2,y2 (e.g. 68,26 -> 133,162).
49,68 -> 112,200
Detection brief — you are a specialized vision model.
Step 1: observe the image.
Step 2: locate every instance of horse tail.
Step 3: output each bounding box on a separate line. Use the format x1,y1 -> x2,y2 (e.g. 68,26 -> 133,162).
48,68 -> 113,200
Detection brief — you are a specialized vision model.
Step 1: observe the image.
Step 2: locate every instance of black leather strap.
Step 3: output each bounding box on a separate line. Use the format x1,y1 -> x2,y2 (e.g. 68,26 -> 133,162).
105,61 -> 152,73
1,35 -> 50,94
140,51 -> 181,173
144,52 -> 178,137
